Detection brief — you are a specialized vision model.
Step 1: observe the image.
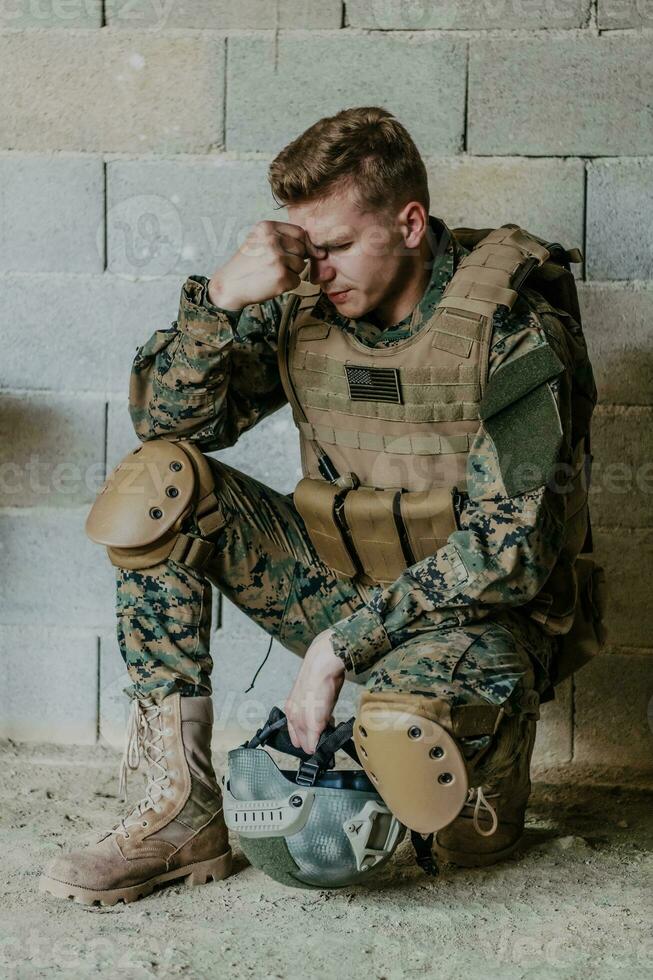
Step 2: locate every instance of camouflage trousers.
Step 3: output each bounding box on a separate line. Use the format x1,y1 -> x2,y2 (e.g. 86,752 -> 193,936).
115,454 -> 556,752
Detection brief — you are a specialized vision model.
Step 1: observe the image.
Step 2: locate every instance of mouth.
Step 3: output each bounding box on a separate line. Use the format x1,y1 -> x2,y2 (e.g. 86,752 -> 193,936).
326,288 -> 351,304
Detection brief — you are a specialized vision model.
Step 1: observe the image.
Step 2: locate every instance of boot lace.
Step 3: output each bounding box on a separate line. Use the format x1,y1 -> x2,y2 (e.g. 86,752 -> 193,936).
462,785 -> 499,837
110,697 -> 174,839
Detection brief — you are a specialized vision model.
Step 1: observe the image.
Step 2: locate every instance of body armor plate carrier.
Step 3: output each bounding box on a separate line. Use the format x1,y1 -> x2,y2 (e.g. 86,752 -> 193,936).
277,223 -> 606,683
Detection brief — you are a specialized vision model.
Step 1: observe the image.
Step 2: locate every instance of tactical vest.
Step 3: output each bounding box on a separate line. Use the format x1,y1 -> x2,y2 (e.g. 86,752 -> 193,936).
277,224 -> 606,678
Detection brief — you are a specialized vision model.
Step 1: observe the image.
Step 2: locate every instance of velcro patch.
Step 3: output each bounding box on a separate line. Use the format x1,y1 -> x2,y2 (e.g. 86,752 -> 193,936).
479,343 -> 566,497
483,382 -> 563,497
479,344 -> 565,421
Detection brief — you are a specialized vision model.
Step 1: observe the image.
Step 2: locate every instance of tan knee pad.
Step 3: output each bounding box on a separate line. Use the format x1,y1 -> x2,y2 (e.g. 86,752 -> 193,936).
85,439 -> 225,570
353,689 -> 541,834
353,692 -> 470,834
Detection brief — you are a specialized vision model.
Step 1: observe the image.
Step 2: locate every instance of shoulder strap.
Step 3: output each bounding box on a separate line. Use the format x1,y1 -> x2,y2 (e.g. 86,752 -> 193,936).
437,224 -> 552,396
452,224 -> 584,324
276,266 -> 316,430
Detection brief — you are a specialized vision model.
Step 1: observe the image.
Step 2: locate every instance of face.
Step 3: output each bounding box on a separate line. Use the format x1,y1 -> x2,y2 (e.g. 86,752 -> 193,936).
287,184 -> 426,320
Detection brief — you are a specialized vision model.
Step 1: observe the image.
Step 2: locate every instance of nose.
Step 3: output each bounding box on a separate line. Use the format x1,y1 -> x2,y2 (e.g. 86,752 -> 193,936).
309,255 -> 336,287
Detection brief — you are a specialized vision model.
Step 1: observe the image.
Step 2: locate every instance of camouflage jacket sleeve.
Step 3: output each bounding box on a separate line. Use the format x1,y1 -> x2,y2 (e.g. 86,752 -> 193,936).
330,296 -> 577,674
129,275 -> 288,450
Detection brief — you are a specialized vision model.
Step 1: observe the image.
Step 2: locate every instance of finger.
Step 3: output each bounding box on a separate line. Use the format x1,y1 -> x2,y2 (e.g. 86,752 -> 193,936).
286,717 -> 301,749
278,251 -> 307,275
303,234 -> 327,260
275,230 -> 308,258
270,222 -> 327,258
304,729 -> 319,754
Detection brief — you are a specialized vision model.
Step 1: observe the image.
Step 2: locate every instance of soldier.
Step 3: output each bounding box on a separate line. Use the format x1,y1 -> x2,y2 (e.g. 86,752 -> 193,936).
40,106 -> 604,905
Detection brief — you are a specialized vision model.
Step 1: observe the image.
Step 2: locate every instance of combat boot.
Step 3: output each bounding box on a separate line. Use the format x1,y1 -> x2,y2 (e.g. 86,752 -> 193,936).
40,692 -> 232,905
433,702 -> 538,868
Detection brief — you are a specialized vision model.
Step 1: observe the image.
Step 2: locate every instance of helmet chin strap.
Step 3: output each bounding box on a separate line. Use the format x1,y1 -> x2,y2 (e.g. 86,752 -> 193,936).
243,706 -> 360,785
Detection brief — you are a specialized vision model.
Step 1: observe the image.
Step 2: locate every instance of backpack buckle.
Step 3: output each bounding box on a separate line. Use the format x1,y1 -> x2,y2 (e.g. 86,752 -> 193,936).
510,256 -> 540,292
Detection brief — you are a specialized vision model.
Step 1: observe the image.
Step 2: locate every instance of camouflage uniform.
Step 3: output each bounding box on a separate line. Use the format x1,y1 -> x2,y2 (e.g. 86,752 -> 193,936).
118,216 -> 592,762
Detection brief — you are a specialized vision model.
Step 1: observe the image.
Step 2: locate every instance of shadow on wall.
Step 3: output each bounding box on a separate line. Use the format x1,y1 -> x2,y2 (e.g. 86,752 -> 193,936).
0,394 -> 106,510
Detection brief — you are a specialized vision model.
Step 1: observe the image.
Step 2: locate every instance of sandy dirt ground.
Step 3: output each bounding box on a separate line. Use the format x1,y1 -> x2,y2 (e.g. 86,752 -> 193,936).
1,739 -> 651,980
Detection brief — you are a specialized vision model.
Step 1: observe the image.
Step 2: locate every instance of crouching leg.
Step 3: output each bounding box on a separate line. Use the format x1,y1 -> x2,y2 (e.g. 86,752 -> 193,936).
353,617 -> 544,868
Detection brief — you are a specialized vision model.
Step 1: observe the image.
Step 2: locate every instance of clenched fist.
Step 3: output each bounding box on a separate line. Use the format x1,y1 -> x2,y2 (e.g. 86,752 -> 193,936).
284,628 -> 346,755
207,220 -> 326,311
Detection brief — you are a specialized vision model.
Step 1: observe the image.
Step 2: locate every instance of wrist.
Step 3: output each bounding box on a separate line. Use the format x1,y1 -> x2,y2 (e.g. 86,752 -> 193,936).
206,276 -> 242,312
314,631 -> 347,676
324,632 -> 352,674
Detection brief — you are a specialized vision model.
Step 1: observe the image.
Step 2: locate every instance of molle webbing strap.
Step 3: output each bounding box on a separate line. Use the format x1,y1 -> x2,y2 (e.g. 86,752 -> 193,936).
295,388 -> 480,424
430,308 -> 487,359
442,277 -> 519,311
298,421 -> 474,456
294,348 -> 479,386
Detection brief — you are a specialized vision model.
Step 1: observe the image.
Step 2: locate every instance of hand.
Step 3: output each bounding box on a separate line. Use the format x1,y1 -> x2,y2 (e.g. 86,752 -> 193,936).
207,220 -> 326,310
284,628 -> 346,755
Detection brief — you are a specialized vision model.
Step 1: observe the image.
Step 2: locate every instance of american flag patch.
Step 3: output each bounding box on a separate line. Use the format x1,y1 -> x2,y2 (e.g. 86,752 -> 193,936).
344,364 -> 402,404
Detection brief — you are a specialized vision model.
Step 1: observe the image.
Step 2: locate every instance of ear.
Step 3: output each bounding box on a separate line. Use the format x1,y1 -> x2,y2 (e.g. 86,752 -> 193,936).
397,201 -> 428,249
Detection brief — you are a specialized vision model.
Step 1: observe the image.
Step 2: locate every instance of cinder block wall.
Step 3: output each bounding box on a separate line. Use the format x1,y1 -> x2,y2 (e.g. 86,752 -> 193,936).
1,1 -> 651,779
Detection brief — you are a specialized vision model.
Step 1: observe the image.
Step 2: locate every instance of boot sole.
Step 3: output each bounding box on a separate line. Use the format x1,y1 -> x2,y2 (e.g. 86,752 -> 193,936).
433,836 -> 521,868
39,847 -> 232,906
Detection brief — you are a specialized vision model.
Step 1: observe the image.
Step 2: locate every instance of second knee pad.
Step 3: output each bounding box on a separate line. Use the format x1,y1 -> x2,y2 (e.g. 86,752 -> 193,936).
353,693 -> 469,834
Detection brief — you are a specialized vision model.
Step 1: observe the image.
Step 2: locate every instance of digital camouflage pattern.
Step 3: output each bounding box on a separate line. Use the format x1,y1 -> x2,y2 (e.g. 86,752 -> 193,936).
118,216 -> 592,722
116,448 -> 554,762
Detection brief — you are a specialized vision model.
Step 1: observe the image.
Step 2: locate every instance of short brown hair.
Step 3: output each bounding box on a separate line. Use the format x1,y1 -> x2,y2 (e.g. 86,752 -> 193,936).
268,106 -> 430,215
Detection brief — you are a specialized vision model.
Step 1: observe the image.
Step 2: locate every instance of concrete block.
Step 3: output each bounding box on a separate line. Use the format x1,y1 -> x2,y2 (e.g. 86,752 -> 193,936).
598,0 -> 653,28
577,283 -> 653,407
0,392 -> 106,508
0,31 -> 224,153
212,406 -> 302,497
586,159 -> 653,281
0,273 -> 182,394
532,678 -> 572,769
0,508 -> 116,628
469,36 -> 653,156
226,32 -> 466,155
0,625 -> 98,744
108,387 -> 302,494
106,400 -> 140,470
574,652 -> 653,769
107,0 -> 342,29
107,159 -> 277,277
0,0 -> 102,28
347,0 -> 588,29
431,157 -> 584,275
0,155 -> 104,274
98,628 -> 130,750
589,407 -> 653,529
592,528 -> 653,649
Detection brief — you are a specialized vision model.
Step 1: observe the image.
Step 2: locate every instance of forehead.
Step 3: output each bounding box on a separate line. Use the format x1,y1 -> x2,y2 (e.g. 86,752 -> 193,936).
287,187 -> 385,247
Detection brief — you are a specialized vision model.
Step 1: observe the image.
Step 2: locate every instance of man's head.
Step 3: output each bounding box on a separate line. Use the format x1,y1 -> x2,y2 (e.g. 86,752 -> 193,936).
268,107 -> 434,324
